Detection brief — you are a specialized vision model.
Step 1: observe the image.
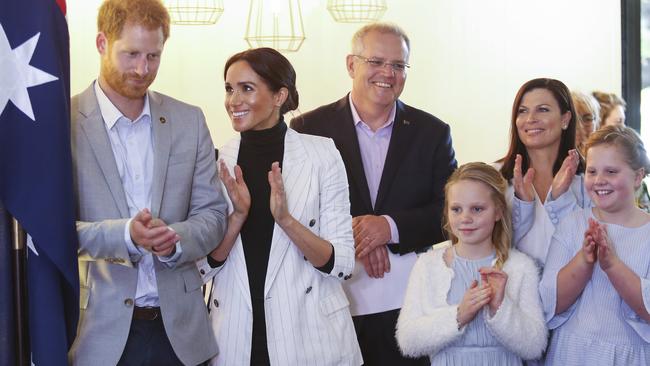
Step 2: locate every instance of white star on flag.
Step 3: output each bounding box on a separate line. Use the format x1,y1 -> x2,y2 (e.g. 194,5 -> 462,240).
0,22 -> 58,121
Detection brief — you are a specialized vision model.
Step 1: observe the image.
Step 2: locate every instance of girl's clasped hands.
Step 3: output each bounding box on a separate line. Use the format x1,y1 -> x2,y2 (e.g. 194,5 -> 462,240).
581,218 -> 619,271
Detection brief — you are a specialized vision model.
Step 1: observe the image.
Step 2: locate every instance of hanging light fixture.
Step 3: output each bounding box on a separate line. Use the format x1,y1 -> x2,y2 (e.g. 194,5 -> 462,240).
244,0 -> 305,52
165,0 -> 224,25
327,0 -> 387,23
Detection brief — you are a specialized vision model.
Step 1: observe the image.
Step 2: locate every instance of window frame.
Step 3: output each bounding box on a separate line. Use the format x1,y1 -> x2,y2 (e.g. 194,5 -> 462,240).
622,0 -> 641,132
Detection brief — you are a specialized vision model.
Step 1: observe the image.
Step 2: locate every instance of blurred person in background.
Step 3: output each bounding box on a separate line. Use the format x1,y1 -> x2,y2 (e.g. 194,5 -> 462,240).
571,91 -> 600,153
593,91 -> 626,127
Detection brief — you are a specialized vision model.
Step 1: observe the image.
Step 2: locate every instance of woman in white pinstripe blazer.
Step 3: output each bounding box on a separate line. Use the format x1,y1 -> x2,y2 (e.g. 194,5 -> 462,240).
197,48 -> 362,366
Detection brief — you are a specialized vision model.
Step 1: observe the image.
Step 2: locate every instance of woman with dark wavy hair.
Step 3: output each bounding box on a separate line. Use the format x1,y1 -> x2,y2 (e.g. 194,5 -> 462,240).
497,78 -> 590,267
197,48 -> 362,365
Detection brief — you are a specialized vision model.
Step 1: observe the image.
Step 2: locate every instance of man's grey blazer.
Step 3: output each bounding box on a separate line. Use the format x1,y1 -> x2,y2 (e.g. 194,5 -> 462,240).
68,84 -> 227,366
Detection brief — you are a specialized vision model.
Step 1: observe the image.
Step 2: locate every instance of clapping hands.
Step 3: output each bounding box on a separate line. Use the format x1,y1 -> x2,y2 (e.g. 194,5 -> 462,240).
129,208 -> 180,257
268,161 -> 293,228
479,267 -> 508,316
457,280 -> 492,328
219,159 -> 251,223
513,154 -> 535,202
581,218 -> 599,264
583,218 -> 620,271
457,267 -> 509,327
551,149 -> 580,200
512,149 -> 580,202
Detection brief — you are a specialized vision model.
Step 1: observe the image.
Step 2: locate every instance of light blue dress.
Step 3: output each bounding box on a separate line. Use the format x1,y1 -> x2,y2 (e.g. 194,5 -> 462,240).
432,248 -> 522,366
540,208 -> 650,366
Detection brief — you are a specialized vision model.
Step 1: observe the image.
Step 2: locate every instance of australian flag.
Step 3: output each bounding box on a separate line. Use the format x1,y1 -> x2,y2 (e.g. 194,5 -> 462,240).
0,0 -> 79,365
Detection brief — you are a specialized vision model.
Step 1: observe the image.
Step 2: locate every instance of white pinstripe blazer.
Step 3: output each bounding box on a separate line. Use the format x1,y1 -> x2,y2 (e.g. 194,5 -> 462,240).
197,128 -> 363,366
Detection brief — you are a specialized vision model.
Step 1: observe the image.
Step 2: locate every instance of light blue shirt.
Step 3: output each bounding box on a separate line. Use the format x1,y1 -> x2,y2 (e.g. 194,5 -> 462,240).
94,81 -> 180,307
349,94 -> 399,243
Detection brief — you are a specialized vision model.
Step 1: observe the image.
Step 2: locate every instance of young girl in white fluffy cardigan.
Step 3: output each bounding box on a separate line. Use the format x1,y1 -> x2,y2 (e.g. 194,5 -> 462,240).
396,162 -> 548,365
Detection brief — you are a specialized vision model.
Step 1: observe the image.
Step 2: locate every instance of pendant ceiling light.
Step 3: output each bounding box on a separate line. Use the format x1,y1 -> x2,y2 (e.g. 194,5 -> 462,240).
327,0 -> 387,23
165,0 -> 224,25
244,0 -> 305,52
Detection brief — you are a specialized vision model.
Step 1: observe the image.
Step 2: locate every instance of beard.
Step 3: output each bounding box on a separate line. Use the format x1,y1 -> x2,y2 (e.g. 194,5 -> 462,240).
100,59 -> 155,100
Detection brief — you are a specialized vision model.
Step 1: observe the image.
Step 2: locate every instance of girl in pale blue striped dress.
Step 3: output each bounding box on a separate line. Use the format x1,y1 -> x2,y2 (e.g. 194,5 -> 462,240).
540,125 -> 650,365
397,163 -> 547,365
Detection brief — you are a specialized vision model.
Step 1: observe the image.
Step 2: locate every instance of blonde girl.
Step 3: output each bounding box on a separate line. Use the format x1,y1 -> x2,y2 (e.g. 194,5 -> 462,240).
397,162 -> 547,365
540,125 -> 650,365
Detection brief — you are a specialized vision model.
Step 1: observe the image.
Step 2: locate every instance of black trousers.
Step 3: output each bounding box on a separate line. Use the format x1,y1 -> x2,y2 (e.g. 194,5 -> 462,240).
353,309 -> 429,366
117,317 -> 185,366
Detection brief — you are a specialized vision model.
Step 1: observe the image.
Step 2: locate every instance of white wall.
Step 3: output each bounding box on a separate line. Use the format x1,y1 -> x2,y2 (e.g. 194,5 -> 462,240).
67,0 -> 622,164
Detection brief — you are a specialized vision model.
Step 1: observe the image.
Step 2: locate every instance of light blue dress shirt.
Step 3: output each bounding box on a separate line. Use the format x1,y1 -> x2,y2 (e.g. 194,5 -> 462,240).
94,81 -> 180,307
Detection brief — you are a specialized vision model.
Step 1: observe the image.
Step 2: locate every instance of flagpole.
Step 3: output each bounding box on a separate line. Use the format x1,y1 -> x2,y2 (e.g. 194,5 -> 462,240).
11,218 -> 30,366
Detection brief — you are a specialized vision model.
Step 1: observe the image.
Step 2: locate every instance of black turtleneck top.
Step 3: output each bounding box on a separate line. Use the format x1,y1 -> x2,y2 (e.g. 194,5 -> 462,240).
239,120 -> 286,365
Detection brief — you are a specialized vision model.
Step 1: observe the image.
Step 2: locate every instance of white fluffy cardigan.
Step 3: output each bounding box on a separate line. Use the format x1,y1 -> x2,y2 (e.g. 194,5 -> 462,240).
396,241 -> 548,361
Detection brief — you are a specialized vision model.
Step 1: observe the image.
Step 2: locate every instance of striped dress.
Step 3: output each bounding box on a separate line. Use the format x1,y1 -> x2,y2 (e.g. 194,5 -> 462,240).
540,208 -> 650,365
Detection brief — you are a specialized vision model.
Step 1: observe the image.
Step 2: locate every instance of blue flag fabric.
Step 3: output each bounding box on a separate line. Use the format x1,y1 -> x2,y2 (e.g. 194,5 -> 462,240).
0,1 -> 79,365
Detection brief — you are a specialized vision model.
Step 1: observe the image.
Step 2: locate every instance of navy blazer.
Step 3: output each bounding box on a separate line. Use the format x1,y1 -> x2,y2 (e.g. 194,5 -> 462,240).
291,95 -> 457,254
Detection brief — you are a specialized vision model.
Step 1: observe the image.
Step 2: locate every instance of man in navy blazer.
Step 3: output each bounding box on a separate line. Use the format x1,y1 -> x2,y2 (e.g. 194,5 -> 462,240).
291,23 -> 457,365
